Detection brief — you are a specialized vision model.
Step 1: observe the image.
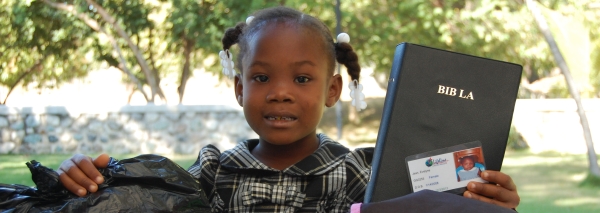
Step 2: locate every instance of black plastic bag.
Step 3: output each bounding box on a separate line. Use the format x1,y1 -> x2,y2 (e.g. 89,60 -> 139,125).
0,154 -> 210,213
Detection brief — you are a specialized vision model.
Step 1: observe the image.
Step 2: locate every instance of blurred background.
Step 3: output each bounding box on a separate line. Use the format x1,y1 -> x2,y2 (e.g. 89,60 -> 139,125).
0,0 -> 599,212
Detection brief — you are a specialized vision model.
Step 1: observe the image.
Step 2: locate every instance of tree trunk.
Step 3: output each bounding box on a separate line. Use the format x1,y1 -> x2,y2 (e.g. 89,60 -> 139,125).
178,37 -> 194,104
526,0 -> 600,177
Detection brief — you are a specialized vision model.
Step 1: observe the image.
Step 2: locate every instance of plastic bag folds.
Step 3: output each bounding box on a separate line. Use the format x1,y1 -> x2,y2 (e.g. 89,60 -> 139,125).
0,154 -> 210,213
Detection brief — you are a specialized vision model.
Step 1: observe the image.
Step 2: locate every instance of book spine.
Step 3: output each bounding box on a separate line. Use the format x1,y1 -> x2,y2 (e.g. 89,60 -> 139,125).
363,43 -> 408,203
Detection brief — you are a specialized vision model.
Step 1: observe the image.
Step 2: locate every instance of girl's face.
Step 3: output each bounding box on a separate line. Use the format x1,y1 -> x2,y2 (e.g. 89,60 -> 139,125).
462,158 -> 474,171
234,22 -> 342,146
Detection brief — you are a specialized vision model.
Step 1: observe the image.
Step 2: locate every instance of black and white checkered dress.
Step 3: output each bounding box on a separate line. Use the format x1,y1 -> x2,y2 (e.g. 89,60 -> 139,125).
188,134 -> 373,213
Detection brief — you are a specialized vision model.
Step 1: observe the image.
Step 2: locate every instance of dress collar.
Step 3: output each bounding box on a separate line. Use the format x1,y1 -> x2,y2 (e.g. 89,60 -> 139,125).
219,134 -> 350,176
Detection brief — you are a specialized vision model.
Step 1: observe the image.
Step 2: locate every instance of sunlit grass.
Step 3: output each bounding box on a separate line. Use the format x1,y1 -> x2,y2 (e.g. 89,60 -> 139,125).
502,150 -> 600,213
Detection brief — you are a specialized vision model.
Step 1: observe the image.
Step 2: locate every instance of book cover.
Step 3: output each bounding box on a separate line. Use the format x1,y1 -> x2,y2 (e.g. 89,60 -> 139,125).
363,43 -> 522,203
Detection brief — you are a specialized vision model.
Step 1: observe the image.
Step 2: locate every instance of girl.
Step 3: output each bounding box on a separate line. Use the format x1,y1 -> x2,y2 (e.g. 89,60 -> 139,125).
58,6 -> 519,212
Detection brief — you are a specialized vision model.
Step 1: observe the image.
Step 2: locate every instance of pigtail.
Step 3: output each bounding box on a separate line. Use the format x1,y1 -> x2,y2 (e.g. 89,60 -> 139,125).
335,35 -> 366,111
334,42 -> 361,82
219,22 -> 247,79
222,22 -> 247,51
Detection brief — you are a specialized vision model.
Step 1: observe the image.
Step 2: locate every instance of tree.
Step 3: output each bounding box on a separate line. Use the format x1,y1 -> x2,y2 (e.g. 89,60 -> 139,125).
526,0 -> 600,183
0,0 -> 92,104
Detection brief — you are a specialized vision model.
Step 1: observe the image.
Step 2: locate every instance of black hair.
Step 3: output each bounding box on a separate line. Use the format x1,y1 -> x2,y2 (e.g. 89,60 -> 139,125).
460,155 -> 476,164
221,6 -> 361,82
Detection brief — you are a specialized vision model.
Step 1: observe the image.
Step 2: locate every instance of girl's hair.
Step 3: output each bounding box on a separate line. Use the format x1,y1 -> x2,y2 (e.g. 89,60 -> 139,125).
460,155 -> 476,163
221,6 -> 361,82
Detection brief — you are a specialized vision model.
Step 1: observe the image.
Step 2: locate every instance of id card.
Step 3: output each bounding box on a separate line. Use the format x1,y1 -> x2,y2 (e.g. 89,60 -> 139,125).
405,141 -> 487,194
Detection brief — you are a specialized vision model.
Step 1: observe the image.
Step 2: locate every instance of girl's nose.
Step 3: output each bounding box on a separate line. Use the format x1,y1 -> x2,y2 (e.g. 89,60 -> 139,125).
266,83 -> 294,103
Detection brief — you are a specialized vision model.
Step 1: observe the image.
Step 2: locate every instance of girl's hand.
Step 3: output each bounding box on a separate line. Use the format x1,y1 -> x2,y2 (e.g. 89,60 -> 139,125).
464,170 -> 520,209
57,153 -> 110,197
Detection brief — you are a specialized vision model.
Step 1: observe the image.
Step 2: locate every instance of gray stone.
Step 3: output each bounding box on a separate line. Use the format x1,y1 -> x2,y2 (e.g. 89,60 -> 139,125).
45,125 -> 56,133
0,142 -> 15,154
0,116 -> 9,128
10,122 -> 24,130
168,123 -> 187,135
53,145 -> 63,153
60,117 -> 74,127
100,135 -> 109,143
87,134 -> 97,142
131,113 -> 143,121
145,113 -> 160,122
71,117 -> 88,129
7,114 -> 20,123
151,132 -> 163,140
45,106 -> 69,115
176,134 -> 188,142
46,115 -> 61,127
183,112 -> 196,119
108,112 -> 120,120
106,120 -> 123,131
48,135 -> 59,143
24,134 -> 42,144
73,134 -> 84,142
164,112 -> 182,121
108,133 -> 121,140
25,115 -> 40,127
88,121 -> 103,133
151,118 -> 170,131
25,128 -> 34,134
190,118 -> 204,131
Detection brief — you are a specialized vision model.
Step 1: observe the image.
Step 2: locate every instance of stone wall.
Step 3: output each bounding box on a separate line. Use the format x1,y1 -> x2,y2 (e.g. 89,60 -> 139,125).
0,99 -> 598,155
0,105 -> 256,155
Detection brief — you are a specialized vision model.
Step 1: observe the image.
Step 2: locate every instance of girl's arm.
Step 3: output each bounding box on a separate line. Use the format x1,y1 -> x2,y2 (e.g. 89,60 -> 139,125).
57,153 -> 111,197
463,171 -> 519,209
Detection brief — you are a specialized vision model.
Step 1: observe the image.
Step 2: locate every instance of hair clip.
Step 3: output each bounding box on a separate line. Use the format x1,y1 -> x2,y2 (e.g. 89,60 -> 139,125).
246,16 -> 254,25
349,79 -> 367,111
219,49 -> 235,79
337,32 -> 350,43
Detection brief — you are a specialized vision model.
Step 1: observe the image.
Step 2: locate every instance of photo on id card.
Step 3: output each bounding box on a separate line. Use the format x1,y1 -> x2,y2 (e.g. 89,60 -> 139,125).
405,141 -> 487,195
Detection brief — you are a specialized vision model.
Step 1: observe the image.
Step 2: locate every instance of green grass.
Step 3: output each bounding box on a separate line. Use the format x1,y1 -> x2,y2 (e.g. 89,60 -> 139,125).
501,150 -> 600,213
2,151 -> 600,212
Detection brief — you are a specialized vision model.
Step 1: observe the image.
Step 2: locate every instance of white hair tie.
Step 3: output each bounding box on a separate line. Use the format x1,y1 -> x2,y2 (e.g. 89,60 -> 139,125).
219,50 -> 235,79
246,16 -> 254,25
337,33 -> 350,43
349,79 -> 367,111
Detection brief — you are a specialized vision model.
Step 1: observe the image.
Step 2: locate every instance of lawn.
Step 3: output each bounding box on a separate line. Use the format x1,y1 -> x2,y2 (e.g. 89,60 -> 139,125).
1,150 -> 599,212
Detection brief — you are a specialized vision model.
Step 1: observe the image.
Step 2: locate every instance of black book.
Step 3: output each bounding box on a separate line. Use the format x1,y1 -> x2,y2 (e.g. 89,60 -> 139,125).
364,43 -> 522,203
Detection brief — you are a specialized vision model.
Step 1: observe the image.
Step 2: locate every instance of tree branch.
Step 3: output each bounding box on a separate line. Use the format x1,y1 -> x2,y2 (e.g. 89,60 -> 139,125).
86,0 -> 163,103
41,0 -> 151,102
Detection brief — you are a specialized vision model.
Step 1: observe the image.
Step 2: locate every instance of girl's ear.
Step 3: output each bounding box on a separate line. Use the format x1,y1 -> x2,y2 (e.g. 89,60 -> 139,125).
234,74 -> 243,107
325,74 -> 343,107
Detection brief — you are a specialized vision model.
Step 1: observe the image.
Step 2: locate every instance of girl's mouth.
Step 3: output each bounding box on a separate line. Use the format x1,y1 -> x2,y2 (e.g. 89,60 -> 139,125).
265,116 -> 297,121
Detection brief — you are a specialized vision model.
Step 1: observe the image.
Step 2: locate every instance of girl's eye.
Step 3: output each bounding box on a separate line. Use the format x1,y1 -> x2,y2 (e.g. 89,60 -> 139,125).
253,75 -> 269,82
295,76 -> 310,83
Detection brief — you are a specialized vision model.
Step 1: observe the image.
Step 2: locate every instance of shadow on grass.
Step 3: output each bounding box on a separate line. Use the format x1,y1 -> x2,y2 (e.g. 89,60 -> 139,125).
502,151 -> 600,213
